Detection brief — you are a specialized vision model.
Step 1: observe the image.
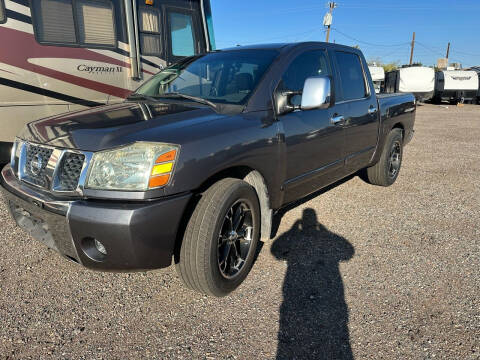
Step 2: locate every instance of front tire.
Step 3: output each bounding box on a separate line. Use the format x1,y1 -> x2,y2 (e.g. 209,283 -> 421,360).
363,128 -> 403,186
175,178 -> 260,297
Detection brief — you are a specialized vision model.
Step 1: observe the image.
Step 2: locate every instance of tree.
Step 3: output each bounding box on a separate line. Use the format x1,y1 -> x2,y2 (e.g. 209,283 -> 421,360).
366,58 -> 399,73
383,62 -> 399,72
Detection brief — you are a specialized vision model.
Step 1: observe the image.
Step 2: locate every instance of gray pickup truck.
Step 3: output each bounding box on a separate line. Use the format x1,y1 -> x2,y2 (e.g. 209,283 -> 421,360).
1,42 -> 415,296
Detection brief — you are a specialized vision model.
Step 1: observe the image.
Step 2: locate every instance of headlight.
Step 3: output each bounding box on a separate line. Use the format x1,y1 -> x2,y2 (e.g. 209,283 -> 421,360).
86,142 -> 179,191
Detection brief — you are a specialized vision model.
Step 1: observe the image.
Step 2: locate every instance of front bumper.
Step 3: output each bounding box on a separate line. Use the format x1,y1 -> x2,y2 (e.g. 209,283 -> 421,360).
1,165 -> 191,272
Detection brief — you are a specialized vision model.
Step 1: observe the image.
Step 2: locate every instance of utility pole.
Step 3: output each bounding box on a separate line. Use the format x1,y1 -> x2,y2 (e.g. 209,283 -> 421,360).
409,31 -> 415,65
446,42 -> 450,59
324,2 -> 337,43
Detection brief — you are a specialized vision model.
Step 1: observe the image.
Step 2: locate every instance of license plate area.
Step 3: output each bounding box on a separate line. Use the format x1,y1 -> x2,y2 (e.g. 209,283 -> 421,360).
3,193 -> 79,261
9,201 -> 59,251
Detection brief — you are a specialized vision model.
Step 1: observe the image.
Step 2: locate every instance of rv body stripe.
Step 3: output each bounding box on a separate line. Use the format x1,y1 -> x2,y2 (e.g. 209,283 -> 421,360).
5,9 -> 32,24
5,0 -> 31,16
0,17 -> 33,34
0,68 -> 15,75
0,77 -> 101,107
114,47 -> 163,70
90,47 -> 160,75
117,41 -> 129,52
0,27 -> 135,98
8,0 -> 29,7
141,55 -> 164,69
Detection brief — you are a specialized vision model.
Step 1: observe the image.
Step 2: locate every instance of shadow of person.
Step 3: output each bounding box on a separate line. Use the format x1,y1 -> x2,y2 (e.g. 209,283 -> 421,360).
271,208 -> 355,360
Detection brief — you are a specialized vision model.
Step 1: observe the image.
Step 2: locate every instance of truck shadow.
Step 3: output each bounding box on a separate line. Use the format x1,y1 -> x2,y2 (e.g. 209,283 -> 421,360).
271,205 -> 355,359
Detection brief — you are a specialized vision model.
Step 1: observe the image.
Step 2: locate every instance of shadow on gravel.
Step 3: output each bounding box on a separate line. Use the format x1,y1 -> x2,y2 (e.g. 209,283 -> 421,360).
271,208 -> 355,360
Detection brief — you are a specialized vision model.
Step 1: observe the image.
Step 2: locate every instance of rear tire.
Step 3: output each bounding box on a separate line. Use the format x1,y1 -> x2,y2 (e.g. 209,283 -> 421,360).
362,128 -> 403,187
175,178 -> 260,297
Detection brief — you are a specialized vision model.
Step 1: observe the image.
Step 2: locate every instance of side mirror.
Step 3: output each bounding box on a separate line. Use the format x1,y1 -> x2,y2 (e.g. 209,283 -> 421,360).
301,76 -> 332,110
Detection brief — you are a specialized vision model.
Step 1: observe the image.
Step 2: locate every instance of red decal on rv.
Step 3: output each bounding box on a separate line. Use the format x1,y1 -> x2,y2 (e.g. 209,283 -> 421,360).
0,68 -> 16,75
0,27 -> 153,98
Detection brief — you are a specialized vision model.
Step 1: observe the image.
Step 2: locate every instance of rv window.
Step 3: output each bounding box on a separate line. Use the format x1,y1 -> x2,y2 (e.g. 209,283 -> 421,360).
32,0 -> 116,48
139,7 -> 162,56
335,51 -> 368,101
33,0 -> 77,44
169,12 -> 195,57
0,0 -> 6,24
76,0 -> 116,46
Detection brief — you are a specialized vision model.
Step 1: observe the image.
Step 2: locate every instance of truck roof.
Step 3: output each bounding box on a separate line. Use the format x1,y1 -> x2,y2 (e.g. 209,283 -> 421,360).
220,41 -> 359,53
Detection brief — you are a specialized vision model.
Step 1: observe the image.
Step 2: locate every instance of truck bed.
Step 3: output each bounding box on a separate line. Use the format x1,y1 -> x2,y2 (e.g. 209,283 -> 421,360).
377,92 -> 416,146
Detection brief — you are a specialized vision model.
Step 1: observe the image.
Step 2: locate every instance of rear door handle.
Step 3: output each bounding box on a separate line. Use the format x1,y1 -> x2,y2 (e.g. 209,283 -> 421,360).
368,106 -> 378,115
331,115 -> 345,126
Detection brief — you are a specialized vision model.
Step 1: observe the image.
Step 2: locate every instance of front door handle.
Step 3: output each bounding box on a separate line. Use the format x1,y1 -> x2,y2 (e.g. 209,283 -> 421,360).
368,106 -> 378,115
331,115 -> 345,126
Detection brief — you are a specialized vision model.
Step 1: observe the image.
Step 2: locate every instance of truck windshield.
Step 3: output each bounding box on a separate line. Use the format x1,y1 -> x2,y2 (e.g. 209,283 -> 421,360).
133,50 -> 278,105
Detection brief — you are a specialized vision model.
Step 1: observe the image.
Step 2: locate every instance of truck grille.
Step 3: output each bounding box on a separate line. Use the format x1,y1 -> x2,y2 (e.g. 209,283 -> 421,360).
57,153 -> 86,191
17,142 -> 90,194
23,144 -> 54,188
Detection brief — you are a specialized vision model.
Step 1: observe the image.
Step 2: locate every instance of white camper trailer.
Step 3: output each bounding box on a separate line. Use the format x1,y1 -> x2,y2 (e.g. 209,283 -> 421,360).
368,66 -> 385,94
468,66 -> 480,104
0,0 -> 216,163
434,70 -> 479,104
385,66 -> 435,102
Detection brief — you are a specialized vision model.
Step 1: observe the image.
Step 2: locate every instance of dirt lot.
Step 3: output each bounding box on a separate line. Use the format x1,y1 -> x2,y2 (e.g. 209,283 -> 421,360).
0,104 -> 479,359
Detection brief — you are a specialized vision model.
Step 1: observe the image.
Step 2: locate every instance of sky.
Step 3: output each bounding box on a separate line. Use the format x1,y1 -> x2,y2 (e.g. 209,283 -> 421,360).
210,0 -> 480,68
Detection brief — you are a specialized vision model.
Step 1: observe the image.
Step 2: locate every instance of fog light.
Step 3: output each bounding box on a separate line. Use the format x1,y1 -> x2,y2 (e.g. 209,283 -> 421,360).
94,239 -> 107,255
81,237 -> 107,262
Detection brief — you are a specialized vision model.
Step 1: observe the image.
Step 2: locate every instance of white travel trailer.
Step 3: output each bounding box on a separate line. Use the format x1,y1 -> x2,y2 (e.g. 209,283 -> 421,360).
0,0 -> 216,163
434,70 -> 479,104
368,65 -> 385,94
468,66 -> 480,104
385,66 -> 435,102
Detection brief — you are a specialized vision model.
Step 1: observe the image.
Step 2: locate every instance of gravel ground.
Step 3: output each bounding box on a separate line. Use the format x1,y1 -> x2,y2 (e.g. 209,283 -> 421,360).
0,104 -> 479,359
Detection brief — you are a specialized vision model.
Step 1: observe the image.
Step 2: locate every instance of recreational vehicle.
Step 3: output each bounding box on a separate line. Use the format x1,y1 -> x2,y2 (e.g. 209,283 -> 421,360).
0,0 -> 215,163
434,70 -> 479,104
385,66 -> 435,102
368,65 -> 385,94
463,66 -> 480,104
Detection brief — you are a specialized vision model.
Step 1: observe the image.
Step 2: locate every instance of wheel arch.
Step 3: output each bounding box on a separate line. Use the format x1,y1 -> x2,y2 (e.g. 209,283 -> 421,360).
174,166 -> 273,262
391,122 -> 405,140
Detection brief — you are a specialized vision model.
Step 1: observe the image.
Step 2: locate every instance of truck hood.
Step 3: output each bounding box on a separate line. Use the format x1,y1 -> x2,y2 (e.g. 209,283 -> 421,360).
18,101 -> 227,151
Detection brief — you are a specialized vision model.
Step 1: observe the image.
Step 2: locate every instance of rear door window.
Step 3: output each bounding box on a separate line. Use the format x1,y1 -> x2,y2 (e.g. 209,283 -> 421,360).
0,0 -> 6,24
335,51 -> 368,101
168,10 -> 196,58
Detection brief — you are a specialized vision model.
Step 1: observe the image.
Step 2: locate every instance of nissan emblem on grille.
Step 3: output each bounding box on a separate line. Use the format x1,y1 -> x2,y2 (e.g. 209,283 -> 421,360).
23,144 -> 54,188
30,154 -> 43,176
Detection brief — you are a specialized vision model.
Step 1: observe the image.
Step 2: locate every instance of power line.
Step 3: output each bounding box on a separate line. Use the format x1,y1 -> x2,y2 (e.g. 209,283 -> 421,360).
416,41 -> 446,57
449,49 -> 480,58
216,26 -> 325,46
331,28 -> 410,47
414,42 -> 476,67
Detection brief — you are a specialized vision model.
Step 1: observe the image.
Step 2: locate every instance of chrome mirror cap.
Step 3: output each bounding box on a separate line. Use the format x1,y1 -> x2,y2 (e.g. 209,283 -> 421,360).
301,76 -> 332,110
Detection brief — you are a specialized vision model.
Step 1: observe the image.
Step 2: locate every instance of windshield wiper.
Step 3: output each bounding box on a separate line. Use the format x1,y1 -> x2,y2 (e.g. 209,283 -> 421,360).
158,93 -> 217,109
126,94 -> 160,102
